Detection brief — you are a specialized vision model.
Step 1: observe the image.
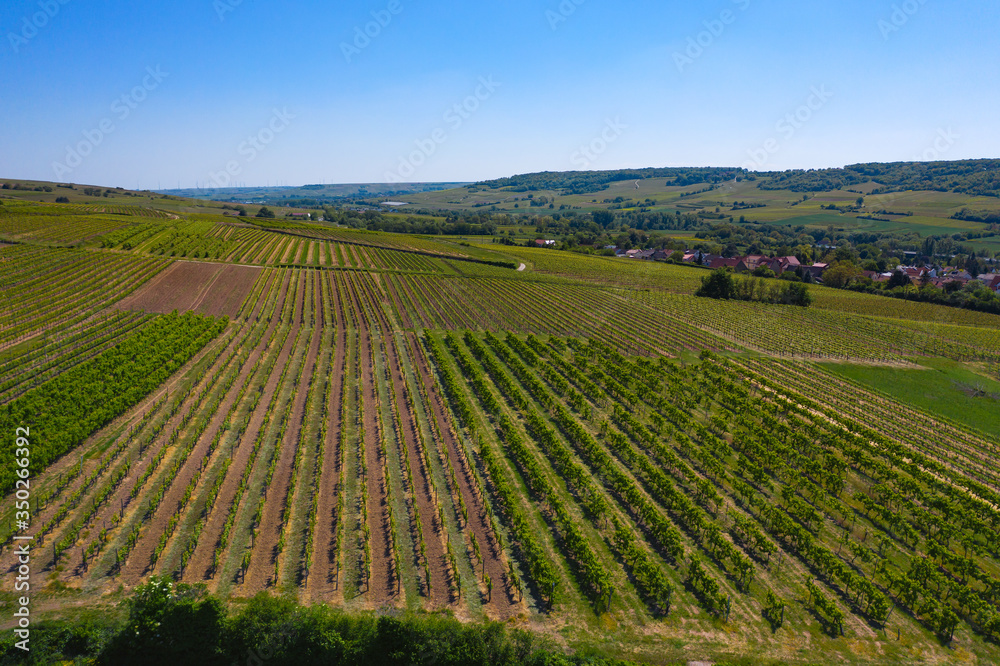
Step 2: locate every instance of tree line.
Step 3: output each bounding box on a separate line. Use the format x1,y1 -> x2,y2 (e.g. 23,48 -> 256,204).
0,579 -> 638,665
696,268 -> 813,307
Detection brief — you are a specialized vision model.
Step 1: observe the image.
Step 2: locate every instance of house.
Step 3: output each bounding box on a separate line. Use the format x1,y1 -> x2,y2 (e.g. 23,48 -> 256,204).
635,249 -> 657,260
863,271 -> 892,283
761,258 -> 787,274
682,253 -> 698,263
534,239 -> 556,247
708,257 -> 740,270
763,256 -> 801,275
805,263 -> 828,280
990,276 -> 1000,293
653,249 -> 671,261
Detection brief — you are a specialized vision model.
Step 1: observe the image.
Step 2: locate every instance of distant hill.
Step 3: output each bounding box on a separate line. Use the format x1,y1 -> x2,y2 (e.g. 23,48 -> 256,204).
472,159 -> 1000,197
476,167 -> 738,195
158,182 -> 470,207
752,159 -> 1000,197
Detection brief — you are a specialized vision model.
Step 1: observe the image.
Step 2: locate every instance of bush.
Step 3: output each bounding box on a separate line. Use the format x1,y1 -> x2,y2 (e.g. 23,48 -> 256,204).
98,577 -> 225,665
1,584 -> 640,666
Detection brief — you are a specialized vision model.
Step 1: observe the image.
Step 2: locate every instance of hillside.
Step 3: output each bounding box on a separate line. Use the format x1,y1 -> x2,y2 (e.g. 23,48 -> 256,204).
1,182 -> 1000,665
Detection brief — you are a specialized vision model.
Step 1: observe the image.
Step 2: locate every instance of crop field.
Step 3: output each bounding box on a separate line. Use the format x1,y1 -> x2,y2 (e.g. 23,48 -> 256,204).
2,208 -> 1000,664
0,201 -> 132,245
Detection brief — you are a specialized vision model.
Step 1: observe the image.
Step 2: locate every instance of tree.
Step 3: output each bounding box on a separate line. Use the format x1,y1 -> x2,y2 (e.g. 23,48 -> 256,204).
696,268 -> 736,300
822,261 -> 862,288
256,206 -> 275,219
887,270 -> 912,289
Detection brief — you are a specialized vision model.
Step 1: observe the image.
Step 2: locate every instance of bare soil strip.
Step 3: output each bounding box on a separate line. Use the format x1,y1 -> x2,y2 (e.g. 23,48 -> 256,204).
385,332 -> 452,606
36,273 -> 280,583
306,277 -> 347,603
241,305 -> 323,592
194,264 -> 264,318
405,331 -> 520,618
120,275 -> 293,583
116,261 -> 262,317
180,276 -> 299,584
355,273 -> 452,606
344,275 -> 395,603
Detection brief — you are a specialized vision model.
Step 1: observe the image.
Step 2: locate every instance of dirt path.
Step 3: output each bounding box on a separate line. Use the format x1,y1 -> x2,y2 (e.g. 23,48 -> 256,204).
358,316 -> 396,602
306,277 -> 347,603
382,328 -> 451,606
404,331 -> 520,618
181,278 -> 301,585
240,310 -> 323,592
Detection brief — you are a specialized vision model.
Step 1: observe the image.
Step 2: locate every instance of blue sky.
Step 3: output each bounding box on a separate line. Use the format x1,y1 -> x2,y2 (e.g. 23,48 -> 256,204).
2,0 -> 998,188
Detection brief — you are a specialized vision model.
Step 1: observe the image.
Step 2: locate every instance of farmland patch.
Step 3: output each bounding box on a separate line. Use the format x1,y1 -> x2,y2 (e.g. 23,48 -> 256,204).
116,261 -> 261,317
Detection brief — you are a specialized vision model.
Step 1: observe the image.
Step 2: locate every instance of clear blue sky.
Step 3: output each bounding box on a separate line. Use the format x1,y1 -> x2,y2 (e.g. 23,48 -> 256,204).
2,0 -> 998,188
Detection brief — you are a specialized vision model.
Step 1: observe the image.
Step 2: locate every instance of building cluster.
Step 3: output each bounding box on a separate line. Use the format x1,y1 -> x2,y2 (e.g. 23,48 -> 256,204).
869,266 -> 1000,292
612,247 -> 828,280
607,246 -> 1000,293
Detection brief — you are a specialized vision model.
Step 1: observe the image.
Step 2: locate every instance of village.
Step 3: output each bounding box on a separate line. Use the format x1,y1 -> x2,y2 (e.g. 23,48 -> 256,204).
590,242 -> 1000,294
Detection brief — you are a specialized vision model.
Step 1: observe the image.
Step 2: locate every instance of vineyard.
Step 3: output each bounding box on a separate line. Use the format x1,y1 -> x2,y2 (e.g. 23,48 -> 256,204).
2,207 -> 1000,664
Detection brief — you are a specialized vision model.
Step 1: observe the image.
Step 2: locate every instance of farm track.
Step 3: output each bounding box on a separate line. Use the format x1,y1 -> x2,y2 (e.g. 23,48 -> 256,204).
389,340 -> 451,607
405,331 -> 519,618
179,274 -> 298,584
359,276 -> 453,607
350,287 -> 395,604
241,293 -> 324,592
306,280 -> 347,603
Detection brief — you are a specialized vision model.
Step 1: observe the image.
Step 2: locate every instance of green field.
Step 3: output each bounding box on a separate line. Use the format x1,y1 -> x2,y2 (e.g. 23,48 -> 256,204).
821,357 -> 1000,438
